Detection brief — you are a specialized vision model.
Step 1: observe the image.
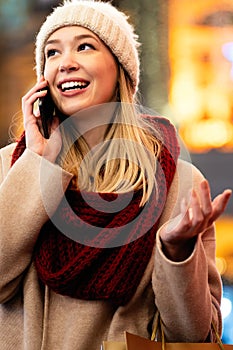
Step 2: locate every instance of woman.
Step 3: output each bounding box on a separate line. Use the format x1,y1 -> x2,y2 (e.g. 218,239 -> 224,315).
0,1 -> 231,349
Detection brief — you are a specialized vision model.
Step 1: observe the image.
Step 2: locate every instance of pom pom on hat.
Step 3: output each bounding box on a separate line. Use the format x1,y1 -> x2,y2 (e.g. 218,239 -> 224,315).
35,0 -> 140,92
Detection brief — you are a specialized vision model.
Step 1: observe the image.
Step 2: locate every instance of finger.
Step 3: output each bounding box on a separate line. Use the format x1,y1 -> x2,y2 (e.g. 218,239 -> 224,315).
210,189 -> 232,222
199,180 -> 212,216
23,91 -> 48,130
22,88 -> 47,121
22,78 -> 48,116
189,189 -> 206,229
178,197 -> 193,232
34,108 -> 40,118
22,79 -> 48,102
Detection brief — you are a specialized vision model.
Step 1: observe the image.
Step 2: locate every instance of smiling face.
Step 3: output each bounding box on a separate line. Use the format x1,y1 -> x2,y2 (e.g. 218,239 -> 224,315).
43,26 -> 119,116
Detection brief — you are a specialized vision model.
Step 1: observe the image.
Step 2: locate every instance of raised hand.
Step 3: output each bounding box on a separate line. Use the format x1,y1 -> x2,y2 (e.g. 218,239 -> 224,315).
159,180 -> 232,261
22,76 -> 62,163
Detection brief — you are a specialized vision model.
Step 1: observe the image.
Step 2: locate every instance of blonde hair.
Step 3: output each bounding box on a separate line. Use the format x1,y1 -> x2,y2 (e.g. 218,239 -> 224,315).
57,66 -> 162,206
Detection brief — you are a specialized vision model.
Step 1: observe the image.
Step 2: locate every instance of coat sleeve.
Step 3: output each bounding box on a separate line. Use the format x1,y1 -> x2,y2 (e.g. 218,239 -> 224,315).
0,144 -> 72,303
152,159 -> 222,342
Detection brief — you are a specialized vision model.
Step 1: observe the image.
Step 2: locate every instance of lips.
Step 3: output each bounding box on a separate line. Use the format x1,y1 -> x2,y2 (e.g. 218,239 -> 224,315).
58,79 -> 90,92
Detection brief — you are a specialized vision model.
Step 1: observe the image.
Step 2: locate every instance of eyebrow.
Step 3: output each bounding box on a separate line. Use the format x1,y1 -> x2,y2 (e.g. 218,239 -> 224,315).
45,34 -> 100,47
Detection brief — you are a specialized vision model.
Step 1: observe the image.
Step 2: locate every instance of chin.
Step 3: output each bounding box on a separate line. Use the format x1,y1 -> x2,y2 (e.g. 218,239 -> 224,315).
55,108 -> 68,121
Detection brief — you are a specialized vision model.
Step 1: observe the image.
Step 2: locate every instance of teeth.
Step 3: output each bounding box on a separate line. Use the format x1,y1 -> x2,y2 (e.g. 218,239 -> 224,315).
61,81 -> 88,91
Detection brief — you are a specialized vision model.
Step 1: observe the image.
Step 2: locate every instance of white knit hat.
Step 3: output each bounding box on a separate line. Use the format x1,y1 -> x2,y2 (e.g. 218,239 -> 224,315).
35,0 -> 140,92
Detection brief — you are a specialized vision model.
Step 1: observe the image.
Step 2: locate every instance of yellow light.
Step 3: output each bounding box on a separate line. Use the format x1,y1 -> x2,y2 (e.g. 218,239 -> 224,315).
180,119 -> 233,152
205,88 -> 232,120
216,257 -> 227,275
168,2 -> 233,152
216,217 -> 233,257
170,74 -> 203,123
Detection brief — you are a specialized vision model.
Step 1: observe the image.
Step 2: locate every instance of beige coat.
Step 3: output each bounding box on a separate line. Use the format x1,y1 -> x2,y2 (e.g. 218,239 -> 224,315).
0,143 -> 222,350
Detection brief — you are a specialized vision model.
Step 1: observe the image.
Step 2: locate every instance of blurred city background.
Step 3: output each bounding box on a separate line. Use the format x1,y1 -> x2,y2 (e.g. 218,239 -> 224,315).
0,0 -> 233,343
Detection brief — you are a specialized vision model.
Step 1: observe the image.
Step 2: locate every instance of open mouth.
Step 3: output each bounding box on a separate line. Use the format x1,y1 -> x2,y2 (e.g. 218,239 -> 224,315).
59,81 -> 90,92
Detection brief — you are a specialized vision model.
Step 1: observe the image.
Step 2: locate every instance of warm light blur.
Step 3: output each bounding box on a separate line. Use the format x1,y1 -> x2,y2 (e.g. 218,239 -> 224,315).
169,0 -> 233,152
180,118 -> 233,151
169,1 -> 233,290
216,257 -> 227,275
215,217 -> 233,279
216,217 -> 233,256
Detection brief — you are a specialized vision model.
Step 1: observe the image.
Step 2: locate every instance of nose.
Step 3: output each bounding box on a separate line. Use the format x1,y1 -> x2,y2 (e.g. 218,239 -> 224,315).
59,53 -> 79,72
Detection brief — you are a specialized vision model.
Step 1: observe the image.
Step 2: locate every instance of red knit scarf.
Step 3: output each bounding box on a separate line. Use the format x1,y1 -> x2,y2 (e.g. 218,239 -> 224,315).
11,116 -> 179,306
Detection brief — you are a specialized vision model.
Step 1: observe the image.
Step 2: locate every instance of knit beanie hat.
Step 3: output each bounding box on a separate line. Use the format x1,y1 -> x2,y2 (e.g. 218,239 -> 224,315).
35,0 -> 140,92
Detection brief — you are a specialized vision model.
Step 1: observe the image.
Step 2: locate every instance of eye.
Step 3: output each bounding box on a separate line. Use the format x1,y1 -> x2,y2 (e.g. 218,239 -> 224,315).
78,43 -> 95,52
45,49 -> 58,58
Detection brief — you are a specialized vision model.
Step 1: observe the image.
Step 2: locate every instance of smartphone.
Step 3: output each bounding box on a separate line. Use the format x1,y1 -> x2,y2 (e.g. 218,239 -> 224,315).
38,88 -> 55,139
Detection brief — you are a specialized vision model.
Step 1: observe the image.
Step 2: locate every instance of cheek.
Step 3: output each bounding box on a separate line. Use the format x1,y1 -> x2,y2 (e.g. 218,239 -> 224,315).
43,61 -> 55,82
102,60 -> 119,88
42,64 -> 59,105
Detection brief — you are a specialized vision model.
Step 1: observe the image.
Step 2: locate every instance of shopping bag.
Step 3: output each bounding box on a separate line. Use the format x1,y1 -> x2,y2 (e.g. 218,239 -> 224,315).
102,331 -> 233,350
101,316 -> 233,350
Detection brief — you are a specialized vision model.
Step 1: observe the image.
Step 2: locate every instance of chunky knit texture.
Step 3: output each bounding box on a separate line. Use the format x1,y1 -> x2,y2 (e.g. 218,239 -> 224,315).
35,0 -> 140,92
11,116 -> 180,306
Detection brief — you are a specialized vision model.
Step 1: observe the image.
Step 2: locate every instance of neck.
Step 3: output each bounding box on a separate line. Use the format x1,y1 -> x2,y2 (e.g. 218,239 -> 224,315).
83,125 -> 108,149
70,103 -> 117,149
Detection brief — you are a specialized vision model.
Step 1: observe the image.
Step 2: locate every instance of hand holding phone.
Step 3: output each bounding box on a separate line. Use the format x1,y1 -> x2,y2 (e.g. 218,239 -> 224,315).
38,88 -> 55,139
